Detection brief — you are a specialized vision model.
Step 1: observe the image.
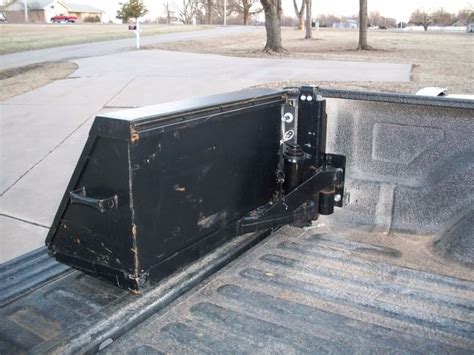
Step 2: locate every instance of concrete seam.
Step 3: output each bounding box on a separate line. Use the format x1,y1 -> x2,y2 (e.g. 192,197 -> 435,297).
0,213 -> 49,229
0,113 -> 95,196
103,76 -> 137,108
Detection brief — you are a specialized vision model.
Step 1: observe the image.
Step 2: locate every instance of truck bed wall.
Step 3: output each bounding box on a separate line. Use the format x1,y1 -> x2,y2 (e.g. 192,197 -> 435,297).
321,91 -> 474,265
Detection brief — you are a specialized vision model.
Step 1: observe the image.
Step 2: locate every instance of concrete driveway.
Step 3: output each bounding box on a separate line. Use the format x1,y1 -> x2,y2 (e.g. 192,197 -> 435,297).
0,48 -> 412,263
0,26 -> 259,70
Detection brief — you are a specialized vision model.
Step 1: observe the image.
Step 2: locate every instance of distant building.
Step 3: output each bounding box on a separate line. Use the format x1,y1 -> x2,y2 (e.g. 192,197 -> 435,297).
3,0 -> 102,23
63,2 -> 102,22
332,19 -> 358,29
451,20 -> 465,27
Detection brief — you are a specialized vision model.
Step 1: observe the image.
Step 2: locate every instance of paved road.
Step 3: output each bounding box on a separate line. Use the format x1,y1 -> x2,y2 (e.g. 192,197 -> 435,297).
0,26 -> 259,69
0,47 -> 412,263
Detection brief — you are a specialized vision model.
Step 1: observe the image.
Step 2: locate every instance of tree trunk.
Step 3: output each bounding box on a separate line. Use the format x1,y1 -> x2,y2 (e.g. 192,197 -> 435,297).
423,24 -> 428,31
243,7 -> 249,25
207,0 -> 213,24
293,0 -> 305,30
358,0 -> 369,50
298,17 -> 304,30
304,0 -> 312,39
166,6 -> 171,24
261,0 -> 284,52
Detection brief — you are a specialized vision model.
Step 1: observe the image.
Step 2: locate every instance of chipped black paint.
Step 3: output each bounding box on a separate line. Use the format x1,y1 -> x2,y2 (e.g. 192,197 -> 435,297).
46,88 -> 345,291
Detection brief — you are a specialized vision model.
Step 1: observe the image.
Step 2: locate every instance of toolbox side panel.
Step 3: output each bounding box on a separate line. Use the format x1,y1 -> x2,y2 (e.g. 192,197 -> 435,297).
50,136 -> 136,281
130,103 -> 281,273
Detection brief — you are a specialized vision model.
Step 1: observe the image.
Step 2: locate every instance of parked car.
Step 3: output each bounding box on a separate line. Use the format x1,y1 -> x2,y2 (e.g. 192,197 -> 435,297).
51,14 -> 77,23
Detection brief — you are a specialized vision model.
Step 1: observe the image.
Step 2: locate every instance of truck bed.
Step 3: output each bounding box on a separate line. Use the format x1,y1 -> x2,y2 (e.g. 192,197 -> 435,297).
1,225 -> 473,354
1,90 -> 473,353
98,226 -> 474,354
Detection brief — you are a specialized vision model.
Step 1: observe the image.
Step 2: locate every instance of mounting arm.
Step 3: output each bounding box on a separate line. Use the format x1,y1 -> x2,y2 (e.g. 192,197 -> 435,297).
237,86 -> 346,234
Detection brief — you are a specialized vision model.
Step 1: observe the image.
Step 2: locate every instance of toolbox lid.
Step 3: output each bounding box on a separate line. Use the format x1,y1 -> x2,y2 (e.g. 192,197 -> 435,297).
101,88 -> 287,122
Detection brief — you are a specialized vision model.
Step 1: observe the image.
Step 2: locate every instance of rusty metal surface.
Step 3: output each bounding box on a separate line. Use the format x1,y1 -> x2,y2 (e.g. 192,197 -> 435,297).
102,226 -> 474,354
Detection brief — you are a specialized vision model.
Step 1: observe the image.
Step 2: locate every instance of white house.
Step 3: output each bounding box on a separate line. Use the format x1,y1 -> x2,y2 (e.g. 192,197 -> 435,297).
332,19 -> 358,29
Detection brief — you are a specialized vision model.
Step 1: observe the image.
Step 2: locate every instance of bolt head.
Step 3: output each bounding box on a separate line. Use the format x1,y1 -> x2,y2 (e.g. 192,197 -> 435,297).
282,112 -> 294,123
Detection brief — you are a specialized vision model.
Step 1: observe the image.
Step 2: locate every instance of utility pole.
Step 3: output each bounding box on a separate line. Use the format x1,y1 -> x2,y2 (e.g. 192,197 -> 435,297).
24,0 -> 28,23
224,0 -> 227,25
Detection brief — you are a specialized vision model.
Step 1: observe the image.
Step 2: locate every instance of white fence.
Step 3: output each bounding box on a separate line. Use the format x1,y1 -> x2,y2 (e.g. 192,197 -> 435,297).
403,25 -> 467,32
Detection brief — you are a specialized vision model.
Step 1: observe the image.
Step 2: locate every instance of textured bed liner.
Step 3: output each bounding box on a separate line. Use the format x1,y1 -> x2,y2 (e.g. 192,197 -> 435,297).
103,225 -> 474,354
0,226 -> 473,354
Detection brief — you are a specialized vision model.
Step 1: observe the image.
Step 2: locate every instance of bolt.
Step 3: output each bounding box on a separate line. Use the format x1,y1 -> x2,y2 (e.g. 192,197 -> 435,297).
334,194 -> 342,202
282,112 -> 294,123
300,95 -> 307,101
306,95 -> 313,102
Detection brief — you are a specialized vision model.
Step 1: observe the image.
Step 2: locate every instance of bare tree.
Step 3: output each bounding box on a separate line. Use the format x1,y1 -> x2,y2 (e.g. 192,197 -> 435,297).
176,0 -> 199,24
163,2 -> 175,24
304,0 -> 311,39
357,0 -> 369,50
409,9 -> 432,31
368,11 -> 396,28
203,0 -> 214,24
260,0 -> 284,52
232,0 -> 261,25
368,11 -> 380,27
293,0 -> 305,30
316,14 -> 340,27
381,17 -> 396,28
431,8 -> 456,26
456,8 -> 474,25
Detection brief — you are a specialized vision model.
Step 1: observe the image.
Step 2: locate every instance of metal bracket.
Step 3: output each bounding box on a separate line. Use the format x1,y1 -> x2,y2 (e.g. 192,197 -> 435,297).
238,166 -> 337,234
239,87 -> 346,234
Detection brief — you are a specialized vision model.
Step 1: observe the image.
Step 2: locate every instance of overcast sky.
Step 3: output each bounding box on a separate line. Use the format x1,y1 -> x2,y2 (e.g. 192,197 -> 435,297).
309,0 -> 473,20
81,0 -> 473,22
